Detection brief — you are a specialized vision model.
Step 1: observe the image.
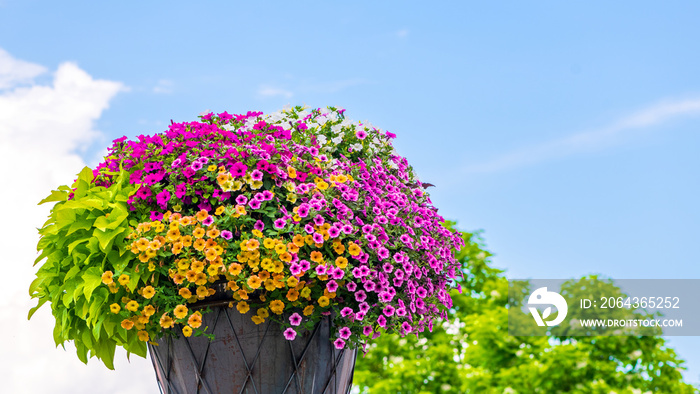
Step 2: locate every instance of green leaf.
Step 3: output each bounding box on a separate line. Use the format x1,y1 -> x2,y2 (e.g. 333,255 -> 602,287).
82,267 -> 104,301
38,189 -> 69,205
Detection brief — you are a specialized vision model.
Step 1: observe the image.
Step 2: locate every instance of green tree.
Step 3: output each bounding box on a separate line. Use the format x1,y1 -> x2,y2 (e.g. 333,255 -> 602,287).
353,229 -> 697,393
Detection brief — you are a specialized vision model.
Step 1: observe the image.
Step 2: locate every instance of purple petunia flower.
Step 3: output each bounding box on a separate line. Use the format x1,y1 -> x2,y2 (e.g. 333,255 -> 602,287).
362,326 -> 373,336
254,220 -> 265,231
289,313 -> 302,326
221,230 -> 233,240
284,328 -> 297,340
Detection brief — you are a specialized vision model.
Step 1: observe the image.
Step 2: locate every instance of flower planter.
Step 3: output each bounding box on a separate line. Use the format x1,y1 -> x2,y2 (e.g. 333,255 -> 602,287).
148,300 -> 357,394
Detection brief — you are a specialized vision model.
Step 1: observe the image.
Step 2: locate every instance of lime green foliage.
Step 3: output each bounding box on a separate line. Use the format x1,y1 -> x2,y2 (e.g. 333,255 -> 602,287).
353,228 -> 698,393
29,167 -> 141,369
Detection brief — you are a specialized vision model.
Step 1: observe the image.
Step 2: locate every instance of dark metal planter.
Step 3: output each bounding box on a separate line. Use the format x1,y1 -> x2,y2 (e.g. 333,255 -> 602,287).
148,302 -> 357,394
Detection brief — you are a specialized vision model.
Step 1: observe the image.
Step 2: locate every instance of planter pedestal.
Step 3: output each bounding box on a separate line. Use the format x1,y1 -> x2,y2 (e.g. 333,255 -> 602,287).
148,304 -> 357,394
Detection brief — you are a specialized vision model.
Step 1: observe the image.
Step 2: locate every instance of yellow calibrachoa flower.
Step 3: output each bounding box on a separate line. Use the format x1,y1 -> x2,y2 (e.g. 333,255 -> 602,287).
318,296 -> 330,307
193,227 -> 206,239
236,301 -> 250,314
142,286 -> 156,299
137,330 -> 149,342
300,287 -> 311,299
292,234 -> 305,248
287,277 -> 299,288
174,305 -> 188,319
182,326 -> 193,337
160,314 -> 174,329
257,308 -> 269,318
118,274 -> 130,286
101,271 -> 114,285
335,257 -> 348,269
228,263 -> 243,276
195,209 -> 209,222
109,303 -> 121,313
303,305 -> 314,316
252,229 -> 263,238
286,289 -> 299,302
196,286 -> 209,299
270,300 -> 284,315
263,238 -> 275,249
126,300 -> 139,312
143,305 -> 156,317
347,242 -> 361,256
251,315 -> 265,325
287,166 -> 297,178
206,228 -> 220,238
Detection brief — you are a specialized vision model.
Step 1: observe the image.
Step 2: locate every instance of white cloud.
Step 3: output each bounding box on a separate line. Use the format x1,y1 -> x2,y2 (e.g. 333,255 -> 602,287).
257,85 -> 294,99
0,48 -> 157,393
0,48 -> 47,90
462,98 -> 700,174
152,79 -> 174,94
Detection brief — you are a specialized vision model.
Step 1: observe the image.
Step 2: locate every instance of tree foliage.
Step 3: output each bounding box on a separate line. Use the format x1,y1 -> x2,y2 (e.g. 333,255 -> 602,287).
353,228 -> 698,393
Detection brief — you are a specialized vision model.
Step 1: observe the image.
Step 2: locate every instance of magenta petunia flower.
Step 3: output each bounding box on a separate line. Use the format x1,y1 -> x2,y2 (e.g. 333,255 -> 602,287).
289,263 -> 302,276
191,161 -> 203,171
202,216 -> 214,226
235,195 -> 248,205
312,233 -> 324,244
345,282 -> 357,292
283,328 -> 297,340
273,218 -> 286,229
362,326 -> 373,336
230,162 -> 248,177
340,307 -> 354,318
248,199 -> 261,210
289,313 -> 302,326
299,260 -> 311,272
333,338 -> 345,349
250,169 -> 263,181
401,322 -> 413,333
355,130 -> 367,140
315,265 -> 327,275
339,327 -> 351,340
377,315 -> 386,328
383,305 -> 395,316
326,280 -> 339,293
327,226 -> 340,238
221,230 -> 233,240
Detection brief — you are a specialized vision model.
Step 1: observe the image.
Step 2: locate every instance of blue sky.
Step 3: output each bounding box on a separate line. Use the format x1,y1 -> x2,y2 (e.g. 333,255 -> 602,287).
1,1 -> 698,390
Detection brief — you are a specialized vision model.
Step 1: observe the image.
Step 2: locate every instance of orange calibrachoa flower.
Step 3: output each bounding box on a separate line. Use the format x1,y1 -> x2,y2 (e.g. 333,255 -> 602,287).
193,227 -> 206,239
195,209 -> 209,222
101,271 -> 114,285
143,305 -> 156,317
188,311 -> 203,328
347,242 -> 361,256
310,251 -> 323,263
247,275 -> 262,289
121,319 -> 135,330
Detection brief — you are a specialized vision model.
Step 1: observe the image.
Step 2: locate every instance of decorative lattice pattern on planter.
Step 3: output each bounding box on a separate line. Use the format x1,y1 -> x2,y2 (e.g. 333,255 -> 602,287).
148,305 -> 357,394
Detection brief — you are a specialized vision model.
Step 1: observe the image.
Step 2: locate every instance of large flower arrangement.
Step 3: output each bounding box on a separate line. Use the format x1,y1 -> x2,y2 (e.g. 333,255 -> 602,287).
30,106 -> 463,368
